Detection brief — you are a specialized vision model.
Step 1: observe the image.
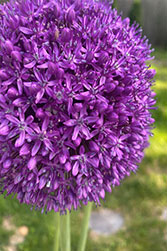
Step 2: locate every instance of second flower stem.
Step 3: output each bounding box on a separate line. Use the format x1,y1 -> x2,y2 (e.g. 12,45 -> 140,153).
77,202 -> 93,251
60,210 -> 71,251
53,213 -> 60,251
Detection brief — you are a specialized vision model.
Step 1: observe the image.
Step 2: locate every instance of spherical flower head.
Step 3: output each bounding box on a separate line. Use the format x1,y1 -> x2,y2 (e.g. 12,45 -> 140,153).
0,0 -> 156,214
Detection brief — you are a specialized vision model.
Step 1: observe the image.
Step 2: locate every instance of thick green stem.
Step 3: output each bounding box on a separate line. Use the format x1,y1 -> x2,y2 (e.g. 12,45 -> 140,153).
77,202 -> 93,251
53,213 -> 60,251
60,210 -> 71,251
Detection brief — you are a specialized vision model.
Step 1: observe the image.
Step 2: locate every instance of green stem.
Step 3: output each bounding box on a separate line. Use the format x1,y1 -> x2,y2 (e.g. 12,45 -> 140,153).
53,213 -> 60,251
77,202 -> 93,251
60,210 -> 71,251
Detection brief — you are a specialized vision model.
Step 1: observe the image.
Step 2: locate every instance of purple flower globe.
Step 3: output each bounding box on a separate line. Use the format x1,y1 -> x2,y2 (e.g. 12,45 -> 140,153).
0,0 -> 156,213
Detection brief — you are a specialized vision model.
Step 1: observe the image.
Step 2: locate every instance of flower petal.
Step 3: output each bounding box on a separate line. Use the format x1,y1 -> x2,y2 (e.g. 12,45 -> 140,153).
14,174 -> 23,184
89,141 -> 99,152
24,60 -> 36,69
104,156 -> 111,169
42,117 -> 49,131
46,86 -> 53,97
13,98 -> 26,107
19,26 -> 33,35
34,69 -> 43,82
0,124 -> 9,135
64,119 -> 77,127
72,161 -> 79,176
37,62 -> 49,69
72,125 -> 80,141
81,126 -> 90,139
20,143 -> 30,156
99,189 -> 105,199
43,138 -> 54,152
65,161 -> 72,172
35,89 -> 45,104
86,116 -> 98,124
25,126 -> 35,135
17,79 -> 23,95
28,157 -> 37,170
39,176 -> 47,189
31,140 -> 41,156
87,157 -> 99,168
15,130 -> 25,147
2,77 -> 16,86
59,154 -> 67,164
11,51 -> 22,62
3,158 -> 12,169
26,115 -> 34,124
53,180 -> 59,190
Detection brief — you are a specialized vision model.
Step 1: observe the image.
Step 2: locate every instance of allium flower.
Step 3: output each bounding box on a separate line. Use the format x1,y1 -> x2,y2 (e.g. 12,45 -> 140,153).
0,0 -> 156,213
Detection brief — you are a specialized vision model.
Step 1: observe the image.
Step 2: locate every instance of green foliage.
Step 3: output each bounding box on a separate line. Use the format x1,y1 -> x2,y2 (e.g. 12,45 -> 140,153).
112,0 -> 117,9
0,0 -> 6,4
129,0 -> 141,25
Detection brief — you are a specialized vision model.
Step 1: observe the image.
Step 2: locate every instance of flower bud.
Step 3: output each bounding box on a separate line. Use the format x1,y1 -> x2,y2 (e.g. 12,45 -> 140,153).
73,137 -> 81,147
65,162 -> 72,172
4,40 -> 13,54
123,87 -> 132,95
151,91 -> 156,98
74,103 -> 83,112
113,86 -> 124,96
99,189 -> 105,199
0,70 -> 8,80
123,17 -> 130,26
97,101 -> 108,113
106,105 -> 113,113
48,62 -> 57,74
86,51 -> 94,62
22,37 -> 31,51
98,51 -> 109,64
61,28 -> 71,42
89,141 -> 99,152
28,157 -> 37,170
146,69 -> 156,79
74,0 -> 82,10
0,125 -> 9,136
11,50 -> 22,62
105,83 -> 115,93
131,65 -> 140,73
7,87 -> 18,98
27,173 -> 34,181
54,3 -> 61,18
108,112 -> 118,122
20,144 -> 30,156
66,8 -> 76,23
30,83 -> 40,93
56,68 -> 64,79
3,159 -> 11,169
36,108 -> 45,119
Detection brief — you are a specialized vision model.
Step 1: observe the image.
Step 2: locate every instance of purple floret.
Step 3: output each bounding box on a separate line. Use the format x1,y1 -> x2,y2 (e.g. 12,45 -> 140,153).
0,0 -> 156,213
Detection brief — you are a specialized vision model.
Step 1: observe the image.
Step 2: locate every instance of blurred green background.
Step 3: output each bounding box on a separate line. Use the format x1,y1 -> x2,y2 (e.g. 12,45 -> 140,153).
0,0 -> 167,251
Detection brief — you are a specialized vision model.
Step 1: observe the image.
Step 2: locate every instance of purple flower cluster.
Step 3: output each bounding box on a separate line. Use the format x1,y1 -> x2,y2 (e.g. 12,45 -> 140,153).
0,0 -> 156,213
